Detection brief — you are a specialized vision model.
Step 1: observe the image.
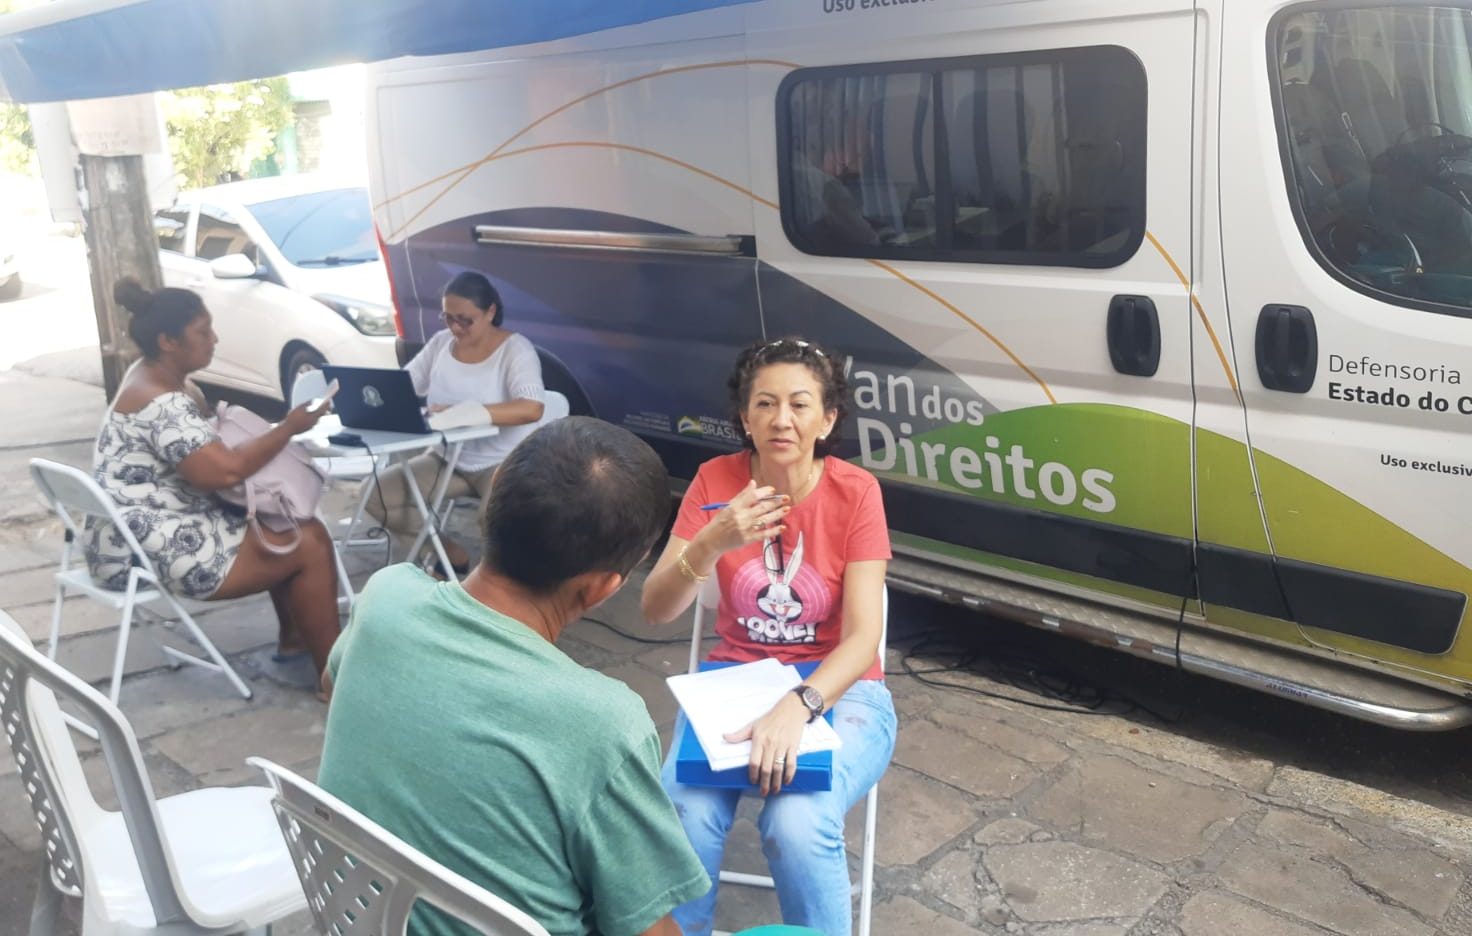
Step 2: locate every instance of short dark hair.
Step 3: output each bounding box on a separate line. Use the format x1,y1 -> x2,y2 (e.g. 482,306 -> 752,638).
728,336 -> 849,457
482,417 -> 670,593
443,271 -> 504,327
114,278 -> 206,359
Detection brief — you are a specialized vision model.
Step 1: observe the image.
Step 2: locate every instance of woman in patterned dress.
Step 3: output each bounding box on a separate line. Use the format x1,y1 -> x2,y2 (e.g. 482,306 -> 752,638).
85,279 -> 341,692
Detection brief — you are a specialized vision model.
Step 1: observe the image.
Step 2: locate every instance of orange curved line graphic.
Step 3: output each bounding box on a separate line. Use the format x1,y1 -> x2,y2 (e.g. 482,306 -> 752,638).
380,58 -> 799,239
443,141 -> 777,210
399,139 -> 1053,402
1144,231 -> 1241,399
866,259 -> 1057,405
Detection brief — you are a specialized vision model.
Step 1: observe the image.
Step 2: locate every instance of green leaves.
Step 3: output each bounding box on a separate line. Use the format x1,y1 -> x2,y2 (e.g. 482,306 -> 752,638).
0,101 -> 33,175
161,77 -> 294,189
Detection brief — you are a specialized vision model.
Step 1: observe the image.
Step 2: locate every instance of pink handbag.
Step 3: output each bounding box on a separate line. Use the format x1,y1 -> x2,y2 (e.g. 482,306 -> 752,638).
213,402 -> 328,555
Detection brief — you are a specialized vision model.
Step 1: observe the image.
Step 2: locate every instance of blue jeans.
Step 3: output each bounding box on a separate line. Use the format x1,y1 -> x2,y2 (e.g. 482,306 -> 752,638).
661,679 -> 898,936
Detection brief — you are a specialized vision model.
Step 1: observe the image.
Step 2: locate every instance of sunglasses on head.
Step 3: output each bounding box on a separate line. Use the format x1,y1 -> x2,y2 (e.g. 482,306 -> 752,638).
758,338 -> 826,359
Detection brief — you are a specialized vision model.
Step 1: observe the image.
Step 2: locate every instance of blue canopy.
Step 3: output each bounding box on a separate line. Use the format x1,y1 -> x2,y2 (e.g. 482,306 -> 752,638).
0,0 -> 754,103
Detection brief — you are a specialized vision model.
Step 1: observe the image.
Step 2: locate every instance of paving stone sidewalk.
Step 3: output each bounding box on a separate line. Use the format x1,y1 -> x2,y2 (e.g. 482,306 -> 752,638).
0,369 -> 1469,934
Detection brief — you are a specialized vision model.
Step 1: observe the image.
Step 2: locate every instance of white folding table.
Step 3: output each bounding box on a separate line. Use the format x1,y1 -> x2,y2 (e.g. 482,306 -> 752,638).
296,415 -> 500,580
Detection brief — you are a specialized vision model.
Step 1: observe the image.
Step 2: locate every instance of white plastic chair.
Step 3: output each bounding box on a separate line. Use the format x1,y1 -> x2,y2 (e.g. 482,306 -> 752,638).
538,389 -> 572,425
686,577 -> 887,936
250,757 -> 551,936
0,611 -> 305,936
29,459 -> 252,707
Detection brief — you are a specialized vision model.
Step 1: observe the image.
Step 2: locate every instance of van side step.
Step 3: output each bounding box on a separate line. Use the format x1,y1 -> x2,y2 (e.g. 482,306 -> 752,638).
887,555 -> 1472,732
1176,631 -> 1472,731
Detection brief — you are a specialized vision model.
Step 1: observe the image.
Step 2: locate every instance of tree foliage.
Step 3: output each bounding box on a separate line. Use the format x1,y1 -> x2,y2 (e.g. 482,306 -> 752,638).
0,0 -> 37,174
0,101 -> 34,175
162,78 -> 294,189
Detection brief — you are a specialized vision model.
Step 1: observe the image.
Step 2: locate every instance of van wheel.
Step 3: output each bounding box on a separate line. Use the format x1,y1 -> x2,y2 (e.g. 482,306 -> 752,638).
0,275 -> 21,301
280,345 -> 326,401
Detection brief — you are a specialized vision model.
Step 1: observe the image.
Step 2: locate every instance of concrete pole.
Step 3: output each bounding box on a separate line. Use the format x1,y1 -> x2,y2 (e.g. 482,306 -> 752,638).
81,153 -> 161,400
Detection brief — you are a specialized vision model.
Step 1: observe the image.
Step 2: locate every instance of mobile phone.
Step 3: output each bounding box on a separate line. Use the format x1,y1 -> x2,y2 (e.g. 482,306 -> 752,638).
307,379 -> 341,414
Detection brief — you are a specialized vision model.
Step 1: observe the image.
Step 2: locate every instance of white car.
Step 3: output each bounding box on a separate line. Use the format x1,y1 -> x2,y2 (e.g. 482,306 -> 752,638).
154,175 -> 398,400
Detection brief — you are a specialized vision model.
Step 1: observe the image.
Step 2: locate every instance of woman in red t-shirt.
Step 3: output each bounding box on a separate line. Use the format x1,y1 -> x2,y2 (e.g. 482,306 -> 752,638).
642,337 -> 898,936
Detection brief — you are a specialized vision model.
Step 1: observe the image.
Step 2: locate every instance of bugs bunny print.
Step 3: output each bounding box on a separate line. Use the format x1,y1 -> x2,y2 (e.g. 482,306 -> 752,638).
757,531 -> 805,623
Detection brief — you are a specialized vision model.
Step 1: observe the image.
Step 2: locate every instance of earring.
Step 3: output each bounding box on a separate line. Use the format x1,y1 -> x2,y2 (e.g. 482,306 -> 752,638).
819,434 -> 828,441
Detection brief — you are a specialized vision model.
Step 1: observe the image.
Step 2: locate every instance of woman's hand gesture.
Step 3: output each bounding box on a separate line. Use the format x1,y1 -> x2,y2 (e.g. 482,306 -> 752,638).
696,480 -> 790,557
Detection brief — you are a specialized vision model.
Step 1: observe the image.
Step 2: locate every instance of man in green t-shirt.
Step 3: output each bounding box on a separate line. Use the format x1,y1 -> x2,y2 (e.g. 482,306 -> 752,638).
319,417 -> 709,936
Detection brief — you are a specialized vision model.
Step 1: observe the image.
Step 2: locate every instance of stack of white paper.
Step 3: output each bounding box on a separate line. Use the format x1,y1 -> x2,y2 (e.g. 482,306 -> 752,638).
666,658 -> 843,771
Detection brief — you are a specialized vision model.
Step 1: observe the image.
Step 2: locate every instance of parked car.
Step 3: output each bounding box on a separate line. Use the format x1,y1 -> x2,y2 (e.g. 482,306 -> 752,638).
154,175 -> 398,400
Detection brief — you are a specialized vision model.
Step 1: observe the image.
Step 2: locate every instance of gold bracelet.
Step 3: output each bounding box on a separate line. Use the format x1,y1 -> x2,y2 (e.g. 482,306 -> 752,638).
676,546 -> 709,584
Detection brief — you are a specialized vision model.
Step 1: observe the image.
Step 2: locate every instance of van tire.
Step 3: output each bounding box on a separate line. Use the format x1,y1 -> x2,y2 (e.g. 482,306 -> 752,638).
0,274 -> 21,301
280,344 -> 326,401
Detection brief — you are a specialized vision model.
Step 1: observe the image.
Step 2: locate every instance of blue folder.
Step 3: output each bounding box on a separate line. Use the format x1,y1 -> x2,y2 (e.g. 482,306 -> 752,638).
674,660 -> 833,792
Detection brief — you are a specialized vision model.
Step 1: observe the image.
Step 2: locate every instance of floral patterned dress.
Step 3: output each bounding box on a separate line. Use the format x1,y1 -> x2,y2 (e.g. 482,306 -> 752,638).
84,391 -> 248,599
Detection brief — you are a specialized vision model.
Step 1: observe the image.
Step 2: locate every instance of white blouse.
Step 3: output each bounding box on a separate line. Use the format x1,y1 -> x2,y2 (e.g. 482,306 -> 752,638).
405,329 -> 545,471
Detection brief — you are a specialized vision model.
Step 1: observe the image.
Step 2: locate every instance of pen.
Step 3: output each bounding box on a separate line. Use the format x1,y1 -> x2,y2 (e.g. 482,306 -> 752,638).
700,495 -> 786,511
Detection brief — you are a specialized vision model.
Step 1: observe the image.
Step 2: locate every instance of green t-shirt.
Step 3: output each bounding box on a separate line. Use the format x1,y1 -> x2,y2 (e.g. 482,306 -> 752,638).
318,564 -> 709,936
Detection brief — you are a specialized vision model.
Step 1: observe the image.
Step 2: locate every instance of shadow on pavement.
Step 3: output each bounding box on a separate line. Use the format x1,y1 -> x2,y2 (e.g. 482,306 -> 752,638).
891,591 -> 1472,818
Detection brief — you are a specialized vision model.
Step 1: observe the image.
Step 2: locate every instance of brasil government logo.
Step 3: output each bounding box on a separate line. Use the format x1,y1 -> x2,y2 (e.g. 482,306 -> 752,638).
677,416 -> 704,437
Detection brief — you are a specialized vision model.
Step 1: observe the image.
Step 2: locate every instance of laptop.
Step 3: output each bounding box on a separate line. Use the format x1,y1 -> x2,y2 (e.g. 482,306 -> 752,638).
321,366 -> 431,434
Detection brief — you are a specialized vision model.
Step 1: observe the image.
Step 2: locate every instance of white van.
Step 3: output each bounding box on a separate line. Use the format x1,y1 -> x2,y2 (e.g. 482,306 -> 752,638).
365,1 -> 1472,729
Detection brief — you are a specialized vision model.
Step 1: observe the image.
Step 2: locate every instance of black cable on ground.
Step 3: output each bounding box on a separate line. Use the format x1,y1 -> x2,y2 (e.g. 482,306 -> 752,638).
579,616 -> 690,646
360,440 -> 395,569
887,629 -> 1184,724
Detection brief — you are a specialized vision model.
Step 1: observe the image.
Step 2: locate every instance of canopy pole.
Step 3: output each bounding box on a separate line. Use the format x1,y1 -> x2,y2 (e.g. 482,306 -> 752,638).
81,154 -> 159,399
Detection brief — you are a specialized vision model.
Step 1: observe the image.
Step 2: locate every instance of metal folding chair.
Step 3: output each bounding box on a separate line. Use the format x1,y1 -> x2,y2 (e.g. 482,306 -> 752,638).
686,578 -> 887,936
29,459 -> 252,707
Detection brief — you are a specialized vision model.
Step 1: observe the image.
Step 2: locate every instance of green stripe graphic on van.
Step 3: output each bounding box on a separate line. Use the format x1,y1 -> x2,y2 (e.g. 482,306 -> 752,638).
1253,447 -> 1472,674
859,402 -> 1472,675
857,403 -> 1193,537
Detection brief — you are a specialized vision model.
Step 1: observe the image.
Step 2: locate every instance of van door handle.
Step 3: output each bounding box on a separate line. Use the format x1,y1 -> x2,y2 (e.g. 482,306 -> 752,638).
1106,295 -> 1160,377
1255,304 -> 1317,393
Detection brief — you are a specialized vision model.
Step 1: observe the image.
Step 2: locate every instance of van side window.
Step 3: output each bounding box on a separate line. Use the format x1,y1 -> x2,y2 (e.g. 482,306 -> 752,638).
777,46 -> 1147,268
154,208 -> 190,254
1275,6 -> 1472,315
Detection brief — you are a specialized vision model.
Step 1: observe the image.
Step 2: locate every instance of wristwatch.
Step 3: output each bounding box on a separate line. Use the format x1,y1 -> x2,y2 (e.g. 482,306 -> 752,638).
792,684 -> 824,723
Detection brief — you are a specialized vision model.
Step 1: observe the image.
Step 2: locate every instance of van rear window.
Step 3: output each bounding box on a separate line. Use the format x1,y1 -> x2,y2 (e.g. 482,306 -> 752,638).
777,46 -> 1147,268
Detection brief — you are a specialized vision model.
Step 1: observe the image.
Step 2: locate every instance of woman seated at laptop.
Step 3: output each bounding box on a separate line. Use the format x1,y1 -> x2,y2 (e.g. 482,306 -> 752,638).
362,271 -> 545,576
87,279 -> 341,697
